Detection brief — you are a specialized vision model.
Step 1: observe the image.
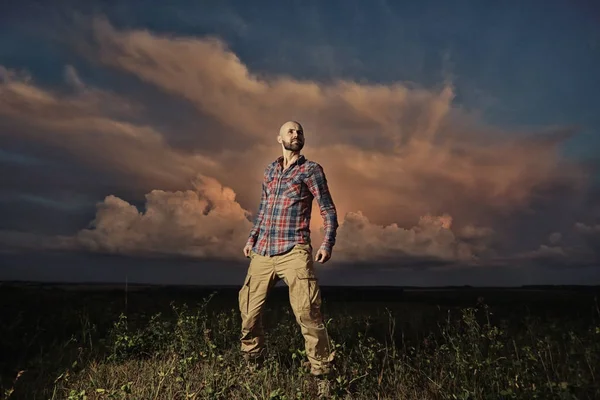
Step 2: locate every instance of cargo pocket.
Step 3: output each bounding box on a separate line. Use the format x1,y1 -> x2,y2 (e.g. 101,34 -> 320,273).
238,274 -> 252,315
295,268 -> 319,311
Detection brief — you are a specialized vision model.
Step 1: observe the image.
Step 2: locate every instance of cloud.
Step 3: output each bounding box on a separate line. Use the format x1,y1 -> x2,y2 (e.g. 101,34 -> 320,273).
64,65 -> 84,90
574,222 -> 600,257
81,16 -> 458,151
0,17 -> 597,271
332,211 -> 498,266
575,222 -> 600,236
73,18 -> 588,223
0,64 -> 219,198
68,175 -> 252,259
510,220 -> 599,269
52,175 -> 492,266
548,232 -> 562,245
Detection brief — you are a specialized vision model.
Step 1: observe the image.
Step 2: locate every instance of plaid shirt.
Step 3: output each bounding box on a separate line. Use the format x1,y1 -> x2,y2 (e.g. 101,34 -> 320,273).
246,155 -> 339,257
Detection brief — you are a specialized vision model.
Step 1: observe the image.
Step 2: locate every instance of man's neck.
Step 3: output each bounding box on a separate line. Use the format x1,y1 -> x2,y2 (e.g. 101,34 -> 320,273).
281,150 -> 300,170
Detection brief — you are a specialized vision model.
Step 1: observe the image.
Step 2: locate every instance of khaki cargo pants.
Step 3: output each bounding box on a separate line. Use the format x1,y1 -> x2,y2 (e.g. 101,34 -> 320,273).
238,243 -> 334,376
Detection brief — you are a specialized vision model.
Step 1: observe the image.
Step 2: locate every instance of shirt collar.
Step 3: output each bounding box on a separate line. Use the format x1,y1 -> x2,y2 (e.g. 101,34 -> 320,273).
275,154 -> 306,170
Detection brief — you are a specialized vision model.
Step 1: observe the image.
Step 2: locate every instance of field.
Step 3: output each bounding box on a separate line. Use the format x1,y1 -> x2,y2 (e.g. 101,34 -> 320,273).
1,282 -> 599,399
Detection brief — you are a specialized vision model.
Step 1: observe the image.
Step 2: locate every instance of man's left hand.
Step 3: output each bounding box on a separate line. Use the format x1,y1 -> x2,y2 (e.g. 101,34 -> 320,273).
314,248 -> 331,264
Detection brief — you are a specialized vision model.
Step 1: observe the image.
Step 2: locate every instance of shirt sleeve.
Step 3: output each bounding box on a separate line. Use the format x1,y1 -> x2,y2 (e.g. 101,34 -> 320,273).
246,173 -> 268,248
305,163 -> 339,254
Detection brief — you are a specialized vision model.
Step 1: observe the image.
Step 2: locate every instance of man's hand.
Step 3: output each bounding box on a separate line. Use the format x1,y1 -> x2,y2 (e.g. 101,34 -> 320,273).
243,244 -> 253,258
314,248 -> 331,264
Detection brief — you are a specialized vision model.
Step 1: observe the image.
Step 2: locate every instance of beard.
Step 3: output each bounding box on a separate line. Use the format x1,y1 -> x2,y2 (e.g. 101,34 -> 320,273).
282,139 -> 304,152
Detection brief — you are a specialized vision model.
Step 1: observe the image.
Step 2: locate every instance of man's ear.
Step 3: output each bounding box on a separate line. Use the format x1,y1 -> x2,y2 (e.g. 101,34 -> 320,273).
277,135 -> 282,144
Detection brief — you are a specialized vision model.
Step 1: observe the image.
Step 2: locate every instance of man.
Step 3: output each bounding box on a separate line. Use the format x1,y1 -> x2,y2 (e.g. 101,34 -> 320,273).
239,120 -> 339,379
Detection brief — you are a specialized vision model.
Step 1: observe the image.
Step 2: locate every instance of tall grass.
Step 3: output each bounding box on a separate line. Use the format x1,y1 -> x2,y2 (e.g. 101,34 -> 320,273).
1,290 -> 599,399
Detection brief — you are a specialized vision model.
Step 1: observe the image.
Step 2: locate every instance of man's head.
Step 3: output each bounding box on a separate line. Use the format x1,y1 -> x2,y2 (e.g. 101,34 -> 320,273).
277,120 -> 304,152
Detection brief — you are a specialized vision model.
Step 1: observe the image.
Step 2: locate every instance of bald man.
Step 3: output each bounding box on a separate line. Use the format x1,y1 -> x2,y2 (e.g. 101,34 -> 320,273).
239,120 -> 339,379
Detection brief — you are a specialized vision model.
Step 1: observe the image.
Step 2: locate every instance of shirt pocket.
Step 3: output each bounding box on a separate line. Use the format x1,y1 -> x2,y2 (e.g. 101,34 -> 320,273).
282,175 -> 304,199
264,175 -> 276,196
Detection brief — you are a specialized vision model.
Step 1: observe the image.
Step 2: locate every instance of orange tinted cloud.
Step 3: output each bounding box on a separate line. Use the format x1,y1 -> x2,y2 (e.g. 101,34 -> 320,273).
81,18 -> 587,227
333,212 -> 493,263
0,64 -> 218,194
60,177 -> 492,263
0,18 -> 595,266
71,175 -> 252,258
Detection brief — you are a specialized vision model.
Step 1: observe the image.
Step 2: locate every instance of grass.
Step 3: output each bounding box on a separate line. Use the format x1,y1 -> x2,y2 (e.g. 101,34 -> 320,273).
1,284 -> 599,399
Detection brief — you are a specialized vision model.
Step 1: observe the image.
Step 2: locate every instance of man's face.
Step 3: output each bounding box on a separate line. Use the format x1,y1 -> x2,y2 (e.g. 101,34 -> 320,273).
279,122 -> 305,152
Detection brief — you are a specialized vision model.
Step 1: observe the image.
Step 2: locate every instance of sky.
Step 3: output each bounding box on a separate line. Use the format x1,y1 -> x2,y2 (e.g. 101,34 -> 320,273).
1,0 -> 599,286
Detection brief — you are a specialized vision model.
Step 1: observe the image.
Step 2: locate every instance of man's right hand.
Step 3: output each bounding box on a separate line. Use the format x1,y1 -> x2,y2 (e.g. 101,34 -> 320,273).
243,244 -> 253,258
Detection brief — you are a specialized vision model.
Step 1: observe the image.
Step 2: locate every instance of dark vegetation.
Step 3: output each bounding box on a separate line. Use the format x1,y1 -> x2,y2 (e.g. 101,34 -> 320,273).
1,282 -> 599,399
